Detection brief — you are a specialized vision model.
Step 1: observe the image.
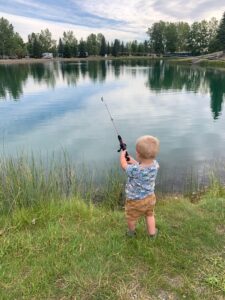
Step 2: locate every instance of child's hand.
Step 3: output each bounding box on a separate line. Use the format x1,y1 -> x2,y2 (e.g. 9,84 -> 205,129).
120,150 -> 128,170
121,150 -> 127,157
128,157 -> 137,164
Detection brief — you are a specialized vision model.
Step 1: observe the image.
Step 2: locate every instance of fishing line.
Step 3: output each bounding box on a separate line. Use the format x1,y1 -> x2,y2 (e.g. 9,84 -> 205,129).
101,96 -> 130,161
101,96 -> 119,136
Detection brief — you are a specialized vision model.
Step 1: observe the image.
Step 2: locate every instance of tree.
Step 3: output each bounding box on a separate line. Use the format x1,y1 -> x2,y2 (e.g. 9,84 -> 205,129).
12,33 -> 26,58
188,21 -> 209,55
58,38 -> 64,57
176,22 -> 190,52
32,35 -> 42,58
131,40 -> 138,54
165,23 -> 178,53
0,17 -> 25,57
208,17 -> 219,53
208,18 -> 219,42
147,21 -> 166,54
143,40 -> 150,54
62,31 -> 78,57
217,11 -> 225,51
107,42 -> 111,55
27,33 -> 42,58
112,39 -> 120,56
78,39 -> 87,57
138,43 -> 145,55
99,35 -> 107,56
86,33 -> 98,55
0,17 -> 14,57
200,20 -> 210,53
39,29 -> 56,53
97,33 -> 104,54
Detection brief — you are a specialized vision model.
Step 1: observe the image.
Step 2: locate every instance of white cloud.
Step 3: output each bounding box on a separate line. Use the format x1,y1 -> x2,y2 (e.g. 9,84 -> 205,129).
1,0 -> 225,42
0,12 -> 140,42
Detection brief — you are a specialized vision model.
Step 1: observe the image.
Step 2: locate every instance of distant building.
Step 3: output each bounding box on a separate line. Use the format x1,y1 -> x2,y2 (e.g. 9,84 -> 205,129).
42,53 -> 53,59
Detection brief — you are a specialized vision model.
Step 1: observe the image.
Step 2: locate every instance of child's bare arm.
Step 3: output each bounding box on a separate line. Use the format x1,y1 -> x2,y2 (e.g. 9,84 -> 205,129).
120,151 -> 137,170
120,150 -> 128,170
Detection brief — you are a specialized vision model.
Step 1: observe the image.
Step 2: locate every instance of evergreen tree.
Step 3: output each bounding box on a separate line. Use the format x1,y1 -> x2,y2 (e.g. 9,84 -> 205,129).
27,33 -> 42,58
131,40 -> 138,55
32,35 -> 42,58
120,42 -> 125,55
99,35 -> 107,56
217,11 -> 225,51
138,43 -> 145,55
107,42 -> 111,55
78,39 -> 87,57
58,38 -> 64,57
144,40 -> 149,54
112,39 -> 120,56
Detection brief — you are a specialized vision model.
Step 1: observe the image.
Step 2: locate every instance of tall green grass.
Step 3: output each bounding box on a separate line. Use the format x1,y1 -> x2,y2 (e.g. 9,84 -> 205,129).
0,153 -> 224,215
0,153 -> 76,214
0,153 -> 125,214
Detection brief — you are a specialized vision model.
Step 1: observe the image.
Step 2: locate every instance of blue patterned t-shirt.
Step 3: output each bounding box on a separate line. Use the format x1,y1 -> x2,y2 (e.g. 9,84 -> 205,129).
125,160 -> 159,200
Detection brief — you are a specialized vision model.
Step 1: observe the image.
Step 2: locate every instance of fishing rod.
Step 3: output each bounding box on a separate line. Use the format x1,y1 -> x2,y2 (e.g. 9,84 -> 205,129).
101,96 -> 130,161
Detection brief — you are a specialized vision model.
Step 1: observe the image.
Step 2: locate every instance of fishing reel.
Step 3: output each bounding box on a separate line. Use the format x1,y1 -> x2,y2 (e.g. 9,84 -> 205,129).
117,135 -> 127,152
117,135 -> 130,161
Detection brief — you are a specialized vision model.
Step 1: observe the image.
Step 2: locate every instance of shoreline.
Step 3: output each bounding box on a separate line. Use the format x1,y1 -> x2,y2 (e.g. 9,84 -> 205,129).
0,56 -> 159,65
0,55 -> 225,69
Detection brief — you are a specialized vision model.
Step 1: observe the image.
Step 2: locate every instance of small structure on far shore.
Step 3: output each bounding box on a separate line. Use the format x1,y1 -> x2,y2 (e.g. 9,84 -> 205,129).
42,53 -> 53,59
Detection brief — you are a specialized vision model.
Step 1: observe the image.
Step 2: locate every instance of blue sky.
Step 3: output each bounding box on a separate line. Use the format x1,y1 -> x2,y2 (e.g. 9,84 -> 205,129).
1,0 -> 225,42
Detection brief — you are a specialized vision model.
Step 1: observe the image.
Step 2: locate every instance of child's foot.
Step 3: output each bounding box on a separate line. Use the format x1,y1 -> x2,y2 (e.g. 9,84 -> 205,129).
126,230 -> 136,238
149,228 -> 158,239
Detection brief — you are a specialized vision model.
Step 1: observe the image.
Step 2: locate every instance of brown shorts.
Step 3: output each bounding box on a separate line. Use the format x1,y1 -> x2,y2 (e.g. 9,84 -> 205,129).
125,194 -> 156,222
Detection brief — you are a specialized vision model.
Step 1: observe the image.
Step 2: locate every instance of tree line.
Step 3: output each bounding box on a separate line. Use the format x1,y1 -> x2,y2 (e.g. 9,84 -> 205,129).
147,18 -> 222,55
0,12 -> 225,59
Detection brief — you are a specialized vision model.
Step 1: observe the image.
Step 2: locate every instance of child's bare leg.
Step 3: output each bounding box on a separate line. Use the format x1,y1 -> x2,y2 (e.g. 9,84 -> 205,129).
127,220 -> 136,232
146,215 -> 156,235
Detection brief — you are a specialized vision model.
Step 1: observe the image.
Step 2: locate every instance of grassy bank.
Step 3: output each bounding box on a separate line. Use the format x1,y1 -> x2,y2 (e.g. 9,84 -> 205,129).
168,57 -> 225,69
0,155 -> 224,299
0,189 -> 225,299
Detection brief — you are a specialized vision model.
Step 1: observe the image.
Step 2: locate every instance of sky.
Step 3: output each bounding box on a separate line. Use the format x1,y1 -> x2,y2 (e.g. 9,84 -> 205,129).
0,0 -> 225,42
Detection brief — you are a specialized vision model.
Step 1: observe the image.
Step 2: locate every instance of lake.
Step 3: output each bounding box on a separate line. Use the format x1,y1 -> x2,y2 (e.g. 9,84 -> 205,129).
0,59 -> 225,193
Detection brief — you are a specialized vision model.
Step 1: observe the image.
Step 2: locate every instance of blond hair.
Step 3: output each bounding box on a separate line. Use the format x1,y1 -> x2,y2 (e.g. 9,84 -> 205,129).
136,135 -> 160,159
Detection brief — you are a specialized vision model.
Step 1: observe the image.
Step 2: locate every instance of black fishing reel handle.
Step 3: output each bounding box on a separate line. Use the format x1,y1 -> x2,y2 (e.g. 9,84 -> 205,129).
117,135 -> 130,161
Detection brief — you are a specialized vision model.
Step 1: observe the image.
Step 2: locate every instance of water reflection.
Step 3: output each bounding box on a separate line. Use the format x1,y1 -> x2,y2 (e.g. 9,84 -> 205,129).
145,61 -> 225,119
0,60 -> 225,119
0,64 -> 29,99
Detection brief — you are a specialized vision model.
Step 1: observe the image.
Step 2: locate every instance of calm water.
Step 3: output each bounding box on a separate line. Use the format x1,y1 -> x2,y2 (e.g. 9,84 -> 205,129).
0,59 -> 225,192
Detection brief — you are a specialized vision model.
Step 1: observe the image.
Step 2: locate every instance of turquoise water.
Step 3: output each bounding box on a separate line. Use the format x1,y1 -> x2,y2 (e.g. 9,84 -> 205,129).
0,60 -> 225,192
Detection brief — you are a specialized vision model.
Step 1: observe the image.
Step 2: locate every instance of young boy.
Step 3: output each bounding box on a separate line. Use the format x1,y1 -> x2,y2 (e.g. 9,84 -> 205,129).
120,135 -> 160,238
